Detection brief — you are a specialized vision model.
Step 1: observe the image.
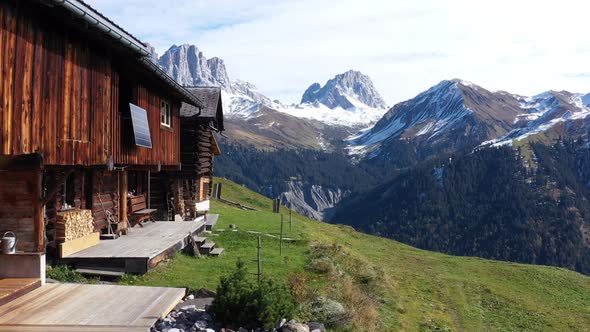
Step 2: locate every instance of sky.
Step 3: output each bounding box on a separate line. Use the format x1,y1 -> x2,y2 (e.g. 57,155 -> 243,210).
85,0 -> 590,106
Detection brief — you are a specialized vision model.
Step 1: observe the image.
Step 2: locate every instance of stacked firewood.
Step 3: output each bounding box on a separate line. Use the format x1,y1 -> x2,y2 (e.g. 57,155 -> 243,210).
55,209 -> 94,242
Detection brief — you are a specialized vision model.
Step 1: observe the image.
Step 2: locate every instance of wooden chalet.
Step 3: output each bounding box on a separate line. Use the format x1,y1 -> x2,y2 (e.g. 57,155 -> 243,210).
0,0 -> 226,312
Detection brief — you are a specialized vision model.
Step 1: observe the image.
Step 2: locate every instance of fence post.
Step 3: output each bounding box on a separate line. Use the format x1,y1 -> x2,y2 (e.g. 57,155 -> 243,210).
257,236 -> 262,284
280,214 -> 284,256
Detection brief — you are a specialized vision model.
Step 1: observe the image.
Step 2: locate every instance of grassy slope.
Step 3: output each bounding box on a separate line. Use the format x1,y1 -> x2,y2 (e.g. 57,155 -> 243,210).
124,178 -> 590,331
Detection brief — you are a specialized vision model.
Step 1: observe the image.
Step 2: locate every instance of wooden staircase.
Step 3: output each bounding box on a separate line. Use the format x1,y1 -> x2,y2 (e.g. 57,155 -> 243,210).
192,235 -> 224,257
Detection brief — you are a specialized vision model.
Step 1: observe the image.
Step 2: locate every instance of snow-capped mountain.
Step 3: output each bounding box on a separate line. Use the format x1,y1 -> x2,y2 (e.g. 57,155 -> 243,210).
270,70 -> 388,127
158,44 -> 387,128
484,91 -> 590,146
301,70 -> 388,109
158,44 -> 275,117
347,79 -> 590,160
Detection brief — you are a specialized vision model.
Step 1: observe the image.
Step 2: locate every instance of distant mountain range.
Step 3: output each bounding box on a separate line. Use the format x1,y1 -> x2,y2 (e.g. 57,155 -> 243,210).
157,44 -> 387,138
157,44 -> 590,158
154,42 -> 590,275
348,79 -> 590,161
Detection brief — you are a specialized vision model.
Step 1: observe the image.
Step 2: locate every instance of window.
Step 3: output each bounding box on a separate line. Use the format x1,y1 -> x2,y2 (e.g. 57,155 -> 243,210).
160,100 -> 171,127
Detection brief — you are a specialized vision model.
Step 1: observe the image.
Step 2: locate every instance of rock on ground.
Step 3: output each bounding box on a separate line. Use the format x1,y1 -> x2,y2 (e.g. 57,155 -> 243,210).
279,322 -> 310,332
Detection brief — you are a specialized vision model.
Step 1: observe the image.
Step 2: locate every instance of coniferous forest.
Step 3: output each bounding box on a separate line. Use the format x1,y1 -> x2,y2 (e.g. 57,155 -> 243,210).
333,140 -> 590,274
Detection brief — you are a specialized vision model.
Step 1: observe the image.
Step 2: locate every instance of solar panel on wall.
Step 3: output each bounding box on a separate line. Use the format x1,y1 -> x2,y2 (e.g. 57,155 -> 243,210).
129,103 -> 153,148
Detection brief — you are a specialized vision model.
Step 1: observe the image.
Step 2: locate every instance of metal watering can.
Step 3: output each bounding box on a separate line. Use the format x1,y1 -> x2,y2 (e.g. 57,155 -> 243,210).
1,232 -> 17,254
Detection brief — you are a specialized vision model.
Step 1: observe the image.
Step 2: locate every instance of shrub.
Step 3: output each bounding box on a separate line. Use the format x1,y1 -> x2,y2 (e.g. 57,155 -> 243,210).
46,265 -> 87,283
308,257 -> 336,275
254,278 -> 296,329
212,259 -> 296,329
308,296 -> 349,328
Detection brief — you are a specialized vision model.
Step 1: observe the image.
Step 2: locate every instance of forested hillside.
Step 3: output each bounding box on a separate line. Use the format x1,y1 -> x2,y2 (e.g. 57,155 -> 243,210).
332,139 -> 590,274
215,141 -> 408,199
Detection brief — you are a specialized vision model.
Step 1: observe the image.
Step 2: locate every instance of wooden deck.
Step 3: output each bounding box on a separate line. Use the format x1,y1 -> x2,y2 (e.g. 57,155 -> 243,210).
205,214 -> 219,230
60,220 -> 206,273
0,278 -> 41,307
0,283 -> 184,331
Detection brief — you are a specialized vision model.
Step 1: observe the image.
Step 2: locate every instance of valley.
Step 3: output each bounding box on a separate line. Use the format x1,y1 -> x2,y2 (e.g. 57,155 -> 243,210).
156,43 -> 590,275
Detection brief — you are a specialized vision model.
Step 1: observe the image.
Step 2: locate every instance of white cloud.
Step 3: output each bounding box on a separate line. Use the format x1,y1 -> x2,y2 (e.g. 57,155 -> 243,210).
86,0 -> 590,105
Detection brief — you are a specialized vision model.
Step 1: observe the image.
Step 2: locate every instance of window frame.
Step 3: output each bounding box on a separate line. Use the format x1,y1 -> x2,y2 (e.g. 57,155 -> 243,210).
160,100 -> 172,128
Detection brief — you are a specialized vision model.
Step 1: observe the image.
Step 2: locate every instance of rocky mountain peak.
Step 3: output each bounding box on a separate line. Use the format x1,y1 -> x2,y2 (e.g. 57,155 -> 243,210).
301,70 -> 388,110
158,44 -> 232,91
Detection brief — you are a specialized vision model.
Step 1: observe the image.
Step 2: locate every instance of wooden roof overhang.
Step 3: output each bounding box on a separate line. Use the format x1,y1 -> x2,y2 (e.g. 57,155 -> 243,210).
211,134 -> 221,156
180,87 -> 225,132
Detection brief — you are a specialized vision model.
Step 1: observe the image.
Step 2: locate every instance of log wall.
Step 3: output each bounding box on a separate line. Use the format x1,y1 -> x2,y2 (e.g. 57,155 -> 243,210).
0,170 -> 40,252
91,170 -> 119,231
179,123 -> 215,201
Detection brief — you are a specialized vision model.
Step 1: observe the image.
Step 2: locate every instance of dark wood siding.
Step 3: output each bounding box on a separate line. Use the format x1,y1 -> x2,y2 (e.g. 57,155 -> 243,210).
0,1 -> 181,167
112,84 -> 180,167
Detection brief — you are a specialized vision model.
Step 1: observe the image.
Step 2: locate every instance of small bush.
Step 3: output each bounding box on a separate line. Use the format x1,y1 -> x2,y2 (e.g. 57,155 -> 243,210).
212,259 -> 296,329
287,271 -> 309,302
308,257 -> 336,275
254,278 -> 296,329
46,265 -> 87,283
308,296 -> 349,328
119,273 -> 141,285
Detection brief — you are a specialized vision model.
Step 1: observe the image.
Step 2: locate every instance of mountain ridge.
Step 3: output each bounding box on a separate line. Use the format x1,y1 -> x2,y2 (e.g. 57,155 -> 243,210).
157,44 -> 387,130
347,79 -> 590,160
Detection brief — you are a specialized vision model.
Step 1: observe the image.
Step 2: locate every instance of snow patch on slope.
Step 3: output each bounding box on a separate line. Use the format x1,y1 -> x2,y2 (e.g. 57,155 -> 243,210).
483,93 -> 590,146
275,101 -> 386,127
346,80 -> 472,157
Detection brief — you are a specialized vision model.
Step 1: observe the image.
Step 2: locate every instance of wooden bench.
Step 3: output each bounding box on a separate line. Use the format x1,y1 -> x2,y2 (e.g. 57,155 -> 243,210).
128,195 -> 157,227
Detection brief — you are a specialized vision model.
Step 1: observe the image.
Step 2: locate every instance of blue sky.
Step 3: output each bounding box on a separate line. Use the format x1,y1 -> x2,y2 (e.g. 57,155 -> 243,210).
86,0 -> 590,105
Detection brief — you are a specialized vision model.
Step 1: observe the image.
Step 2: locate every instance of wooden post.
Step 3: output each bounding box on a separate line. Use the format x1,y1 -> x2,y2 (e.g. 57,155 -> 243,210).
118,169 -> 128,235
33,169 -> 44,252
172,179 -> 184,220
147,170 -> 151,209
280,214 -> 284,256
211,183 -> 219,199
257,236 -> 262,284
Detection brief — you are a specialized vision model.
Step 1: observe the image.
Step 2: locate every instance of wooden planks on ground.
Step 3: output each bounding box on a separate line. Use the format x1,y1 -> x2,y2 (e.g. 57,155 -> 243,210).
0,325 -> 147,332
0,283 -> 184,331
0,278 -> 41,307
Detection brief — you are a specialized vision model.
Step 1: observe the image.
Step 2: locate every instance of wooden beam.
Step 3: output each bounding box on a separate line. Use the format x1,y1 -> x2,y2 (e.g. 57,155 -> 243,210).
0,153 -> 43,171
59,232 -> 100,257
33,169 -> 44,252
118,170 -> 128,234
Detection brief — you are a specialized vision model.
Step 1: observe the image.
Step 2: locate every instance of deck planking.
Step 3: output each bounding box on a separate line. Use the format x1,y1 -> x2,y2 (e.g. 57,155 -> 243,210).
0,278 -> 41,307
0,283 -> 184,331
205,214 -> 219,230
67,221 -> 204,259
61,220 -> 205,273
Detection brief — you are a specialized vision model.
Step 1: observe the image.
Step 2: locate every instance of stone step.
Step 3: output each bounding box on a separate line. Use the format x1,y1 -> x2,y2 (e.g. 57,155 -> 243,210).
199,242 -> 215,254
209,248 -> 224,256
